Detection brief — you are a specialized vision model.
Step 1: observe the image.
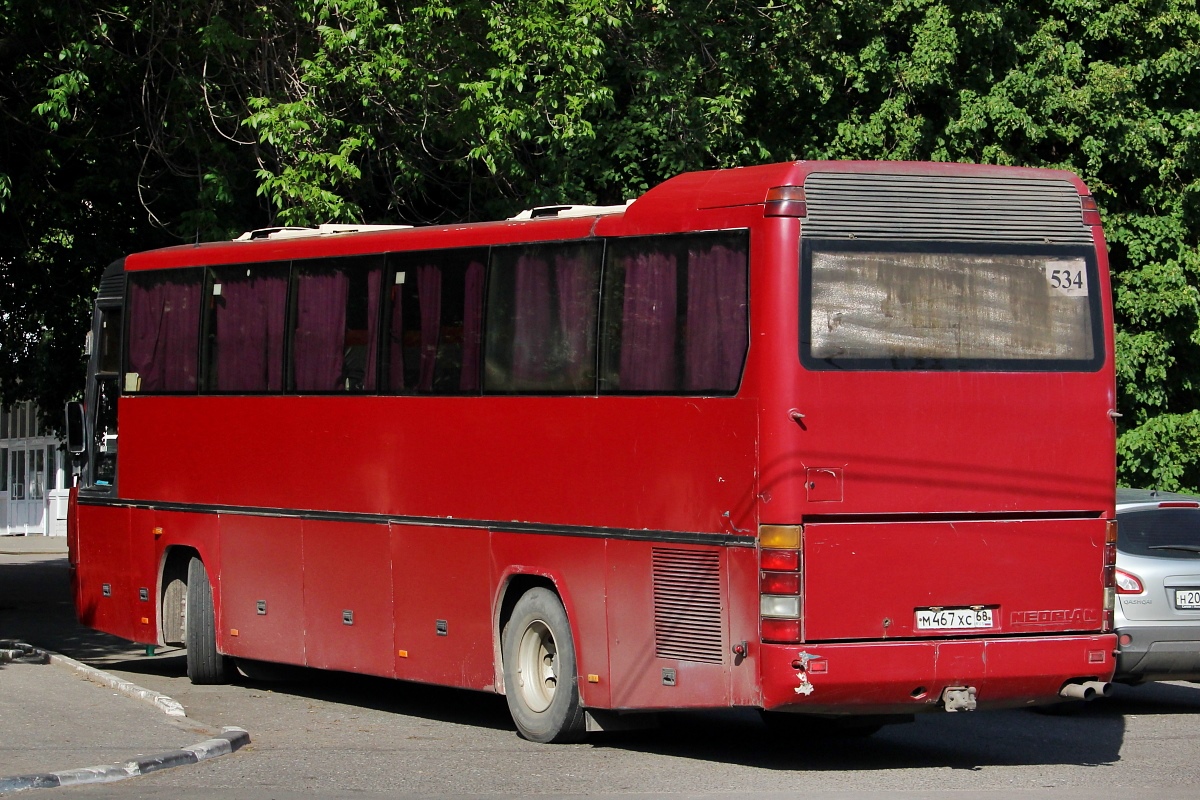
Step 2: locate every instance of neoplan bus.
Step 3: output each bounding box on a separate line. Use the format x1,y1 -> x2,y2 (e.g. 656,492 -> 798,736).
66,160 -> 1118,742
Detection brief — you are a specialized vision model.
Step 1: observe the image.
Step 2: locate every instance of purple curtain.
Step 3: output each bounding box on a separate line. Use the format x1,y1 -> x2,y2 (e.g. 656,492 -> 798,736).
459,261 -> 485,391
364,266 -> 381,391
619,251 -> 677,390
416,265 -> 442,392
292,270 -> 349,391
127,275 -> 201,391
388,280 -> 405,392
214,272 -> 287,392
555,252 -> 598,388
512,255 -> 554,386
685,244 -> 748,391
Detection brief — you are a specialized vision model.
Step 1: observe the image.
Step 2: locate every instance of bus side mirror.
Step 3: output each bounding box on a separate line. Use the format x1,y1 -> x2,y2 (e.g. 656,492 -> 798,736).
65,402 -> 86,454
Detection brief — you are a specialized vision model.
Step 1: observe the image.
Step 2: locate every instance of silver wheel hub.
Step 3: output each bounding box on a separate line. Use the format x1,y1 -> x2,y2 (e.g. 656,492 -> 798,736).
516,619 -> 557,713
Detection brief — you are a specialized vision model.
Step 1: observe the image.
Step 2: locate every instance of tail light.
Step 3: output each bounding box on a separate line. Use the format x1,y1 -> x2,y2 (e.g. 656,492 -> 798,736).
1115,568 -> 1144,594
1080,195 -> 1102,226
1102,519 -> 1118,631
760,524 -> 802,642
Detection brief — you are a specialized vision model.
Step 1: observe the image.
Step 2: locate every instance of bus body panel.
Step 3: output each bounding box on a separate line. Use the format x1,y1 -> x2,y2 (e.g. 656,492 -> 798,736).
766,370 -> 1115,518
218,515 -> 305,665
393,523 -> 494,690
490,532 -> 611,707
74,504 -> 134,639
116,396 -> 759,536
802,518 -> 1108,642
759,635 -> 1113,713
301,519 -> 395,678
605,539 -> 735,710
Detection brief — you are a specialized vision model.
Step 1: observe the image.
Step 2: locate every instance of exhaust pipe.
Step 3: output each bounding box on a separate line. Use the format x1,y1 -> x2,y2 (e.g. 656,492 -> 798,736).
1059,680 -> 1113,701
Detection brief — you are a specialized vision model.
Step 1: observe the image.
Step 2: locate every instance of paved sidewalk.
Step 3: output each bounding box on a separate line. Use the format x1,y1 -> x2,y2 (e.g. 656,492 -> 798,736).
0,535 -> 68,556
0,656 -> 213,778
0,549 -> 249,792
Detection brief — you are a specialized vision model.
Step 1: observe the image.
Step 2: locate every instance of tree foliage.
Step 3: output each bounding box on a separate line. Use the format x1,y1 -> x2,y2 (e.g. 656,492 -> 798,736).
2,0 -> 1200,489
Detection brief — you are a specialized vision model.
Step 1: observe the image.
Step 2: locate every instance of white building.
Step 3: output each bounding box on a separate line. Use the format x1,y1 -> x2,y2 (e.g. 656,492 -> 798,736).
1,401 -> 69,537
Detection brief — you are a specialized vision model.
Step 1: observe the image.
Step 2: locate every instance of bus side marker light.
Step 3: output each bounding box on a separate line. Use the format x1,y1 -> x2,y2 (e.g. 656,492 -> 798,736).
398,650 -> 408,658
152,526 -> 163,538
140,617 -> 149,625
588,674 -> 600,683
765,186 -> 807,218
230,629 -> 239,637
1088,650 -> 1106,664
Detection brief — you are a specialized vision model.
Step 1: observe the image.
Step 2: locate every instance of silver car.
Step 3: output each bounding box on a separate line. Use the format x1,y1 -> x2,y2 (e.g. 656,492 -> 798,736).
1114,488 -> 1200,683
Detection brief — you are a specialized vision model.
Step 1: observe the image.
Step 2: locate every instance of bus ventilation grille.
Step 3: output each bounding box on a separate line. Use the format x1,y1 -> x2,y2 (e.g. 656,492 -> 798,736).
802,172 -> 1093,244
652,548 -> 724,664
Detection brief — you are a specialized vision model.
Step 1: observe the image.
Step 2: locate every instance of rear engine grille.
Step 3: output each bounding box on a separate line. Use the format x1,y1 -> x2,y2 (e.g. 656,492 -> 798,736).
652,547 -> 724,664
802,172 -> 1093,243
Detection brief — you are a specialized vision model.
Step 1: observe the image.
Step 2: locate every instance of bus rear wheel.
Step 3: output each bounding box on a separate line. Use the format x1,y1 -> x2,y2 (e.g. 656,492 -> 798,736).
502,587 -> 586,743
185,557 -> 232,685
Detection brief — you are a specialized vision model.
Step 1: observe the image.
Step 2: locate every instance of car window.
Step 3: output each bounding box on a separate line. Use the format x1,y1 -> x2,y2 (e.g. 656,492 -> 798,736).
1118,508 -> 1200,558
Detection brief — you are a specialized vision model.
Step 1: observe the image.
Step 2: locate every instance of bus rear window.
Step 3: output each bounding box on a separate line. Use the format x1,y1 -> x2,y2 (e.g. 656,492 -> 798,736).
801,241 -> 1102,371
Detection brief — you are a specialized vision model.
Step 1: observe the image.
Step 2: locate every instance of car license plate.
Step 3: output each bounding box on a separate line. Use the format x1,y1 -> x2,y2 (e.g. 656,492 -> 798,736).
1175,589 -> 1200,610
915,607 -> 994,630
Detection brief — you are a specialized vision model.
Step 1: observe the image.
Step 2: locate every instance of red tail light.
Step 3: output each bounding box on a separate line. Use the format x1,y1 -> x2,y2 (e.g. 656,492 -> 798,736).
1080,195 -> 1102,226
1115,568 -> 1144,594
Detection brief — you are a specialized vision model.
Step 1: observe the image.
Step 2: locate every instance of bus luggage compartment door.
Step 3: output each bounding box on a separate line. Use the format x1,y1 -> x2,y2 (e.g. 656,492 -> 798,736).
801,518 -> 1107,642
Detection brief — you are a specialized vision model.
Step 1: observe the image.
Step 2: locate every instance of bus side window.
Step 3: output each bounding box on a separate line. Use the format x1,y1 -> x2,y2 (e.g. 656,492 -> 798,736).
202,264 -> 288,393
599,232 -> 748,394
126,270 -> 202,393
386,248 -> 488,395
291,256 -> 384,393
483,241 -> 603,394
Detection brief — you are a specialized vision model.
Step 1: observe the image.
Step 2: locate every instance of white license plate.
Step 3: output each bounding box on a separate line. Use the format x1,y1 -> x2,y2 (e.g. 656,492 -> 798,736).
915,607 -> 994,630
1175,589 -> 1200,610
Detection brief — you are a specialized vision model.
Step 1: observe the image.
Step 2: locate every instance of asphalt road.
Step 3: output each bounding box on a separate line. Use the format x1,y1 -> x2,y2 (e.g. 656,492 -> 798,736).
5,551 -> 1200,799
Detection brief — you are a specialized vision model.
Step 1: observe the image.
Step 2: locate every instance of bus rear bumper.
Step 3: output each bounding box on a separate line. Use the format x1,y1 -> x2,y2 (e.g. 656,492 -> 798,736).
759,634 -> 1117,714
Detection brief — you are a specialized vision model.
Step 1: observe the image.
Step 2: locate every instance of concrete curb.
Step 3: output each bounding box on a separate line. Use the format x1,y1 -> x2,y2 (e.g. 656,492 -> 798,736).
0,642 -> 49,665
0,727 -> 250,794
45,650 -> 187,718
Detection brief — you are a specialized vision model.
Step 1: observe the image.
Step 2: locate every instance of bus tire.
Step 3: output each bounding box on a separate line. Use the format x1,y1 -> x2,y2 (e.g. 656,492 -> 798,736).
502,587 -> 586,743
185,557 -> 232,685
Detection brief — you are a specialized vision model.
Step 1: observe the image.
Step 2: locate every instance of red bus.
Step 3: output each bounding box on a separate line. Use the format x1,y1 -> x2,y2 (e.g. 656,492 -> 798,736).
66,160 -> 1118,742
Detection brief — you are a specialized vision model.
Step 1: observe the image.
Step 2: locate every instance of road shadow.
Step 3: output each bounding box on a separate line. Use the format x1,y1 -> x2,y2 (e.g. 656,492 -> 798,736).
0,554 -> 147,664
100,649 -> 517,732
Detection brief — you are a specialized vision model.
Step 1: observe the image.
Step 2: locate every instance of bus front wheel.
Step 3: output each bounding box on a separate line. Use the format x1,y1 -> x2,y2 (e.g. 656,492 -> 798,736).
502,587 -> 586,743
185,557 -> 232,685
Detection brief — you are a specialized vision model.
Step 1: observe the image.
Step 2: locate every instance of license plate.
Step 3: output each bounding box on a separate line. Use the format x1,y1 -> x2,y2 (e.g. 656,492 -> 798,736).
915,607 -> 994,630
1175,589 -> 1200,610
